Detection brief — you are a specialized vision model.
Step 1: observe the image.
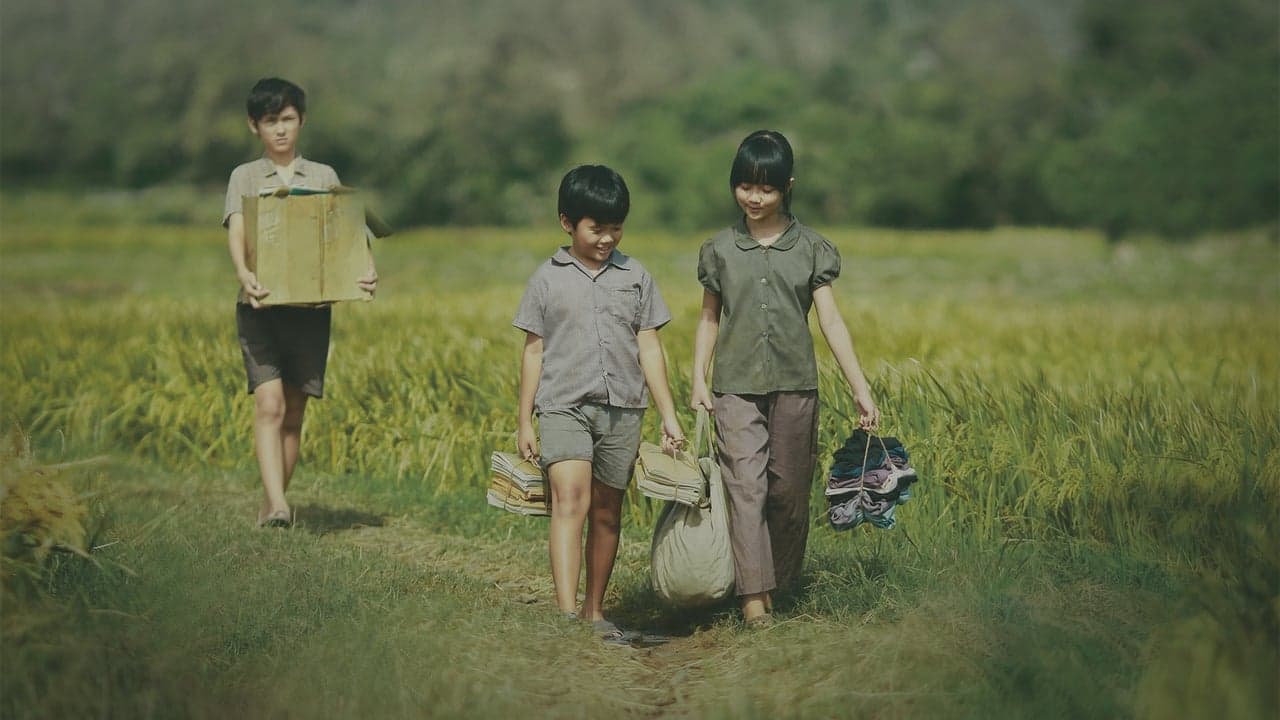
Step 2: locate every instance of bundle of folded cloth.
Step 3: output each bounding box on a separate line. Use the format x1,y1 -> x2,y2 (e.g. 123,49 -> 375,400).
487,451 -> 549,516
826,429 -> 919,530
634,443 -> 706,507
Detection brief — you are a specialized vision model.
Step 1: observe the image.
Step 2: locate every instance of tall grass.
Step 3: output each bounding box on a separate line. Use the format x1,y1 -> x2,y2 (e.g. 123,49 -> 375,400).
4,227 -> 1273,542
2,219 -> 1277,717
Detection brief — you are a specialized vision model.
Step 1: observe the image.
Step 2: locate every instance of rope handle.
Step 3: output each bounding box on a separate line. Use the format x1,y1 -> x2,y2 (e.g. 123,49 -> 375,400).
694,407 -> 712,458
660,407 -> 712,460
855,428 -> 896,495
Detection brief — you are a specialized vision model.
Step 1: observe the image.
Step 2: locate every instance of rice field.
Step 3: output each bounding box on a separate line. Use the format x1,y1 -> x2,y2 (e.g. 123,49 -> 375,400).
1,201 -> 1277,718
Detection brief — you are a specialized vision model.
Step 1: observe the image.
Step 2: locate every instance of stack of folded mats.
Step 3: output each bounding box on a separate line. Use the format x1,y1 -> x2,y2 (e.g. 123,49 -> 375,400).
634,443 -> 707,507
826,429 -> 919,530
488,451 -> 550,516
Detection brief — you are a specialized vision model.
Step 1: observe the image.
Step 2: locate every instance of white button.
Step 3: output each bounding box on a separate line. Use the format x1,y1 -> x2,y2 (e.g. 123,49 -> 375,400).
760,303 -> 768,310
760,278 -> 768,284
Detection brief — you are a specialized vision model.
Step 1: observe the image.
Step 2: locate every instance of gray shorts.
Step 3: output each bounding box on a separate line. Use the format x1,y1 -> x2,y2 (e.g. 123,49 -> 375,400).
236,303 -> 331,398
537,403 -> 645,490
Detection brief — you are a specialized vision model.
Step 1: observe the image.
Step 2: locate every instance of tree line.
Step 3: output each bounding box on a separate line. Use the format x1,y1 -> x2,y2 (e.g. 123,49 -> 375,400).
1,0 -> 1275,236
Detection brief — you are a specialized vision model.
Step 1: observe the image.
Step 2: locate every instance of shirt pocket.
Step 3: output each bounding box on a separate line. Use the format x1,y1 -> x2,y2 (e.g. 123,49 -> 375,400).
605,287 -> 640,327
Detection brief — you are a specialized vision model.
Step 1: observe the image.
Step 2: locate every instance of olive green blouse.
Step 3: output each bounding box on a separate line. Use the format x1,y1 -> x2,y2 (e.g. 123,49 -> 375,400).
697,217 -> 842,395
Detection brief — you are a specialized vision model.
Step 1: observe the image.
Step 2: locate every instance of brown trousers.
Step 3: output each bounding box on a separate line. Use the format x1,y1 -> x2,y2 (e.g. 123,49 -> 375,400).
713,390 -> 819,596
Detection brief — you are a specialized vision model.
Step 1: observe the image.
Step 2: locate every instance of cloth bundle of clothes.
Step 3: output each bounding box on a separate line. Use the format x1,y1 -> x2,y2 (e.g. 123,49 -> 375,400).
487,451 -> 549,516
825,429 -> 919,531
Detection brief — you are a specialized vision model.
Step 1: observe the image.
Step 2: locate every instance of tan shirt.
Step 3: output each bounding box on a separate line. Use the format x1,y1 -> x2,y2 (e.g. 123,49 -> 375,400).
222,156 -> 341,227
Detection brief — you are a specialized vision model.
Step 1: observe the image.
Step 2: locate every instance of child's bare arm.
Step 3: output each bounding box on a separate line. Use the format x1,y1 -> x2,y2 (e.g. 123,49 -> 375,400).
226,213 -> 270,307
517,332 -> 543,460
813,284 -> 880,429
690,290 -> 721,412
638,328 -> 685,451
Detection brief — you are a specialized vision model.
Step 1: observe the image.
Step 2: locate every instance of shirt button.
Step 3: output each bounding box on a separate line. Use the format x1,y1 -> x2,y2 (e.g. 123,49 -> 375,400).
760,303 -> 768,310
760,278 -> 768,284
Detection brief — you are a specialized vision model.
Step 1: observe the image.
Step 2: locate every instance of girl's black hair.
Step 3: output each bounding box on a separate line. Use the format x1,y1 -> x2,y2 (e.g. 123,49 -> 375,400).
729,130 -> 795,211
246,77 -> 307,122
558,164 -> 630,226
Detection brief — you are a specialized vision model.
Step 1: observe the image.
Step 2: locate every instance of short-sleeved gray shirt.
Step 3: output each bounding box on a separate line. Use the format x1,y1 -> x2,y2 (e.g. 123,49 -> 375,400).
222,156 -> 341,227
514,247 -> 672,414
697,217 -> 841,395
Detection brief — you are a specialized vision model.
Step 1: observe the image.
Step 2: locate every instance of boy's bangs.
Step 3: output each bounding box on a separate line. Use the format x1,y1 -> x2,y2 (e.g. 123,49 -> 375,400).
247,78 -> 306,121
580,186 -> 629,225
731,141 -> 791,188
558,164 -> 630,225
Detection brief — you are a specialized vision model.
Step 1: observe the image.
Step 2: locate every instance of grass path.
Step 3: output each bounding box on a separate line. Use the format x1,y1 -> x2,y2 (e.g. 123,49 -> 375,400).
335,512 -> 722,715
8,461 -> 796,718
7,456 -> 1195,719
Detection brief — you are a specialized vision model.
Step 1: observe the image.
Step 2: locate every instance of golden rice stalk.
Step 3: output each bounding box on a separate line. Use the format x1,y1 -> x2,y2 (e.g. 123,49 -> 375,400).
0,427 -> 90,571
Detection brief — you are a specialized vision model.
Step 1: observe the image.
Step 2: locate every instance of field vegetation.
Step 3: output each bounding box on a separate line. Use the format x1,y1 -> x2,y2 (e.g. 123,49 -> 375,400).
1,206 -> 1277,717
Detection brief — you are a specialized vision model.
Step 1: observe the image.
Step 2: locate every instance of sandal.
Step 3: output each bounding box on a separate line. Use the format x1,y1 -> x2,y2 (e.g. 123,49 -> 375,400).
591,619 -> 637,647
264,508 -> 294,528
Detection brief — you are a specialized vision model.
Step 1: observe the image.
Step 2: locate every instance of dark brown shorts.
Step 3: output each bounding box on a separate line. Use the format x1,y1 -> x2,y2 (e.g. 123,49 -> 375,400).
236,304 -> 331,398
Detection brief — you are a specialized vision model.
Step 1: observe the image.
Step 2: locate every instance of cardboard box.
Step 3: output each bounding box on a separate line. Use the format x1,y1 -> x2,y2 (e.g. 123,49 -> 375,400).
243,188 -> 374,305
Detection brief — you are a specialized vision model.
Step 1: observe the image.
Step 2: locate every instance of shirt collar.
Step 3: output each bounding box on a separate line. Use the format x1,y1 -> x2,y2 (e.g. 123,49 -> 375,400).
732,215 -> 801,251
551,246 -> 632,273
258,155 -> 311,178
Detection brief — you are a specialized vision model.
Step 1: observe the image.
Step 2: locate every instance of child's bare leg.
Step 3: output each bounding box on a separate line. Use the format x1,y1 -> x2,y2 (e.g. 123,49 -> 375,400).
280,383 -> 310,493
548,460 -> 592,614
253,379 -> 289,518
582,481 -> 624,622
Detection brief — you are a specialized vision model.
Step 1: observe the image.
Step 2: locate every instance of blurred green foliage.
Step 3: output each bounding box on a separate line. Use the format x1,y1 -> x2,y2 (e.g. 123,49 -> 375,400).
1,0 -> 1276,236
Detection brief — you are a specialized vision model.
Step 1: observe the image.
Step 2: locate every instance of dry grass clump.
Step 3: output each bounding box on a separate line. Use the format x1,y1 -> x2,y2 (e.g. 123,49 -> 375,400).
0,428 -> 90,584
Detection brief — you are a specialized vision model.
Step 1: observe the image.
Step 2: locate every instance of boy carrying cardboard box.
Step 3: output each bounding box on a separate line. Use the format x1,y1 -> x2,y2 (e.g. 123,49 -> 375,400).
222,77 -> 378,528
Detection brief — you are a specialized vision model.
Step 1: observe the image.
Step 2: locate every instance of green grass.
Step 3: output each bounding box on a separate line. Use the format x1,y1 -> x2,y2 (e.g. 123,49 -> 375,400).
1,213 -> 1277,718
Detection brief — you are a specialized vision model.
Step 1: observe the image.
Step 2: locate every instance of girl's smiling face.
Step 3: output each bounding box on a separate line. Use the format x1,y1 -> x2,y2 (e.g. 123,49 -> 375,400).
735,182 -> 787,223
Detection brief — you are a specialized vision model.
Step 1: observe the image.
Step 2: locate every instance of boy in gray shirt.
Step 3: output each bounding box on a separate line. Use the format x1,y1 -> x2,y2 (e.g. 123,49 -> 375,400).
514,165 -> 683,644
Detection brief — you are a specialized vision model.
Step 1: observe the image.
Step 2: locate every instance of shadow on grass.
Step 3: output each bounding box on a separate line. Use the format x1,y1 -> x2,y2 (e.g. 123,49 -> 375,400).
294,504 -> 386,535
607,567 -> 836,639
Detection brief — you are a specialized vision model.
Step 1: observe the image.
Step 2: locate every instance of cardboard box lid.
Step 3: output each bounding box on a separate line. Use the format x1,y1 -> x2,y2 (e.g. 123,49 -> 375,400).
259,185 -> 393,238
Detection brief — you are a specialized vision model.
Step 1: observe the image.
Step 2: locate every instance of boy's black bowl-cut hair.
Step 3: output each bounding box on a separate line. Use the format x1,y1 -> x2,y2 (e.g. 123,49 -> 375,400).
558,165 -> 630,227
247,77 -> 307,122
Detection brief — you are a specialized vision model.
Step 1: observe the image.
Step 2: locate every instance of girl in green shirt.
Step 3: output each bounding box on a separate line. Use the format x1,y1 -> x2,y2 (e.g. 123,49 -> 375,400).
691,129 -> 879,626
